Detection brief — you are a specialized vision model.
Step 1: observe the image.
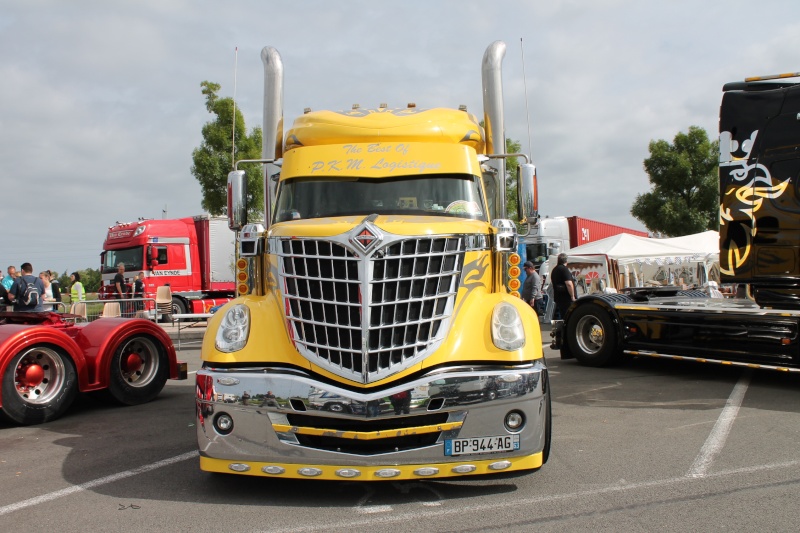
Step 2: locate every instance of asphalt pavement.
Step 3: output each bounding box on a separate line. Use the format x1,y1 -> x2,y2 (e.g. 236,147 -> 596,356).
5,321 -> 800,532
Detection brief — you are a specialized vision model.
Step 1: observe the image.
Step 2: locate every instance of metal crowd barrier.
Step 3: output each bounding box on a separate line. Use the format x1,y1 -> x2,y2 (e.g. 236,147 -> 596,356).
0,301 -> 69,313
79,297 -> 157,322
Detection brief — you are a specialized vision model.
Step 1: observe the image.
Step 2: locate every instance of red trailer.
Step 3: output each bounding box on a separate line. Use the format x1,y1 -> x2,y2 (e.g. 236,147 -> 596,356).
0,312 -> 186,425
567,216 -> 649,247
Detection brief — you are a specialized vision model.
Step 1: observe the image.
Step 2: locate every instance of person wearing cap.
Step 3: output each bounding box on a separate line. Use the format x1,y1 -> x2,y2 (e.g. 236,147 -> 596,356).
521,261 -> 544,318
550,253 -> 576,320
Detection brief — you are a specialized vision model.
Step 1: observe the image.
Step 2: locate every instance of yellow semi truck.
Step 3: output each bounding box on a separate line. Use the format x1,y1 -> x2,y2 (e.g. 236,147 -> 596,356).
195,41 -> 550,481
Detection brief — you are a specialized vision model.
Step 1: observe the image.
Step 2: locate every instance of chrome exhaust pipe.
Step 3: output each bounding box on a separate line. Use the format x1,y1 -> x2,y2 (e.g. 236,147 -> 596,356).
481,41 -> 507,220
261,46 -> 284,228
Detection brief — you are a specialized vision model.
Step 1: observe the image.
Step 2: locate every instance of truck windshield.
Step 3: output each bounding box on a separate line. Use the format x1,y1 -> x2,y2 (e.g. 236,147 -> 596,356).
102,247 -> 144,273
274,174 -> 487,222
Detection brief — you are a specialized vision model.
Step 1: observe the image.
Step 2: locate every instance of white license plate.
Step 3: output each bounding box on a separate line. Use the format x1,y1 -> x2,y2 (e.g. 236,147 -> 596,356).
444,434 -> 520,456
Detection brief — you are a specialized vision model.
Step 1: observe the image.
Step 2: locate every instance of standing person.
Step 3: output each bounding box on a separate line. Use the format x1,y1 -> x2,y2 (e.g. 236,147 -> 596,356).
39,271 -> 58,311
0,282 -> 10,307
114,263 -> 128,316
520,261 -> 544,318
49,271 -> 62,309
70,272 -> 85,303
550,253 -> 576,320
9,262 -> 46,312
2,266 -> 17,292
133,272 -> 145,314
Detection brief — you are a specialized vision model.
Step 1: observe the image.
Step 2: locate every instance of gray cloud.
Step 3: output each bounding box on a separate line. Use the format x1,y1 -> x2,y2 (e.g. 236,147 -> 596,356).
2,0 -> 798,274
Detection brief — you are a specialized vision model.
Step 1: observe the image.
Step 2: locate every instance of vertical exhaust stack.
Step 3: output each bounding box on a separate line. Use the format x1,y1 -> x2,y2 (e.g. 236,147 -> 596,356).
261,46 -> 284,228
482,41 -> 507,220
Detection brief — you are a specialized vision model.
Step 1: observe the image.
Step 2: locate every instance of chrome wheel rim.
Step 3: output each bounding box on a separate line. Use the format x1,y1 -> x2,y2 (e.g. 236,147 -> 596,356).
575,315 -> 605,355
117,337 -> 159,387
14,347 -> 67,404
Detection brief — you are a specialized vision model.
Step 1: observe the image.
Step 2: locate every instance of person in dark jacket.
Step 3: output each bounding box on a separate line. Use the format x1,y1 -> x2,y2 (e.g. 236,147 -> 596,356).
133,272 -> 145,313
549,253 -> 576,320
49,271 -> 62,306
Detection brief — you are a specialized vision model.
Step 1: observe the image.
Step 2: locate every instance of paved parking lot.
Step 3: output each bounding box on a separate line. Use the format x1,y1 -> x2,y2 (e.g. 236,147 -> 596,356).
2,329 -> 800,532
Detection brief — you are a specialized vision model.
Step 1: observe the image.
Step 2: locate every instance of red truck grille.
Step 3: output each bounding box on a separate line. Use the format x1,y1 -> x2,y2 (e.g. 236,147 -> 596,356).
278,233 -> 464,384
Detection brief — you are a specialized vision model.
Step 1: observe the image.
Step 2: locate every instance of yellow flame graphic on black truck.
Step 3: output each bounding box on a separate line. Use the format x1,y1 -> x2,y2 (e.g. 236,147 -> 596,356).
719,130 -> 791,276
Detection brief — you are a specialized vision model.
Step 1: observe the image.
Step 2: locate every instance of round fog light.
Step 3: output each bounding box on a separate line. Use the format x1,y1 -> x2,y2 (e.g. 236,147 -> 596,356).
215,413 -> 234,435
505,410 -> 525,432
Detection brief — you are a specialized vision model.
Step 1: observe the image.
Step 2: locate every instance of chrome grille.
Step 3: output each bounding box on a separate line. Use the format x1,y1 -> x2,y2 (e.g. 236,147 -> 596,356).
277,230 -> 465,384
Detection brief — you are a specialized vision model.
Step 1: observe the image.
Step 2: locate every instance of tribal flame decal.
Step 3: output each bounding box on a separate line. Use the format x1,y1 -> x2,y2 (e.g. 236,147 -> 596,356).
719,130 -> 791,276
454,254 -> 489,317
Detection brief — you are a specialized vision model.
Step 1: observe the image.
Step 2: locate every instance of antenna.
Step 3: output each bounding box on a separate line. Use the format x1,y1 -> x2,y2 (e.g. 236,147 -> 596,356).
520,38 -> 533,158
231,46 -> 239,169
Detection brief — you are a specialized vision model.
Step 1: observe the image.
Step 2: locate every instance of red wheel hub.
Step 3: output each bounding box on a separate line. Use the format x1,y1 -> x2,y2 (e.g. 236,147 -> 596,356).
20,364 -> 45,387
124,353 -> 143,373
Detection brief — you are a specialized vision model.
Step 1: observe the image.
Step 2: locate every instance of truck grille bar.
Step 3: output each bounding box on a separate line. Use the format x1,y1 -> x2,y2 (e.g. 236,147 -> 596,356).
276,226 -> 466,384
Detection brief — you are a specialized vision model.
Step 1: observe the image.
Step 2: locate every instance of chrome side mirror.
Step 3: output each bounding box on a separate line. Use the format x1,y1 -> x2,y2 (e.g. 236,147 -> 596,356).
227,170 -> 248,231
517,163 -> 538,225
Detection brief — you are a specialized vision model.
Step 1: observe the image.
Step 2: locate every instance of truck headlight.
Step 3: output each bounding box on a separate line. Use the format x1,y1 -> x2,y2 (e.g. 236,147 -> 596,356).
215,304 -> 250,352
491,302 -> 525,351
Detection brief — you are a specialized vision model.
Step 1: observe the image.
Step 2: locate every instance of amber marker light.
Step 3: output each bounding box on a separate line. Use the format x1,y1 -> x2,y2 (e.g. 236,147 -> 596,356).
236,258 -> 248,270
508,253 -> 521,266
508,278 -> 521,291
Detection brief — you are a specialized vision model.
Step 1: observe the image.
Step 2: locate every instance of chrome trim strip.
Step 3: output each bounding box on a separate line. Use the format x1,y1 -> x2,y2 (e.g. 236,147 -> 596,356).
625,350 -> 800,372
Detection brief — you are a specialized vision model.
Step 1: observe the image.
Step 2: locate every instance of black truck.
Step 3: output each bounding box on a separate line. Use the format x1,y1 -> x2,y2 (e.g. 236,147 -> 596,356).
552,71 -> 800,373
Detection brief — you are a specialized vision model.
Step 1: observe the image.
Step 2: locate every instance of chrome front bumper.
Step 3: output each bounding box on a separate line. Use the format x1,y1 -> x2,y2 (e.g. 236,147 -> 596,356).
196,360 -> 548,468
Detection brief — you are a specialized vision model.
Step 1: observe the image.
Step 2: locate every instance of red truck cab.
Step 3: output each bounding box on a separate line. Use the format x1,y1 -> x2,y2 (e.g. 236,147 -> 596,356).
99,215 -> 235,314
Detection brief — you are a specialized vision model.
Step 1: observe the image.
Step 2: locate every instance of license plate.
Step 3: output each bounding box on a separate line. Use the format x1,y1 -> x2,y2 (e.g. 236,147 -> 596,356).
444,434 -> 520,456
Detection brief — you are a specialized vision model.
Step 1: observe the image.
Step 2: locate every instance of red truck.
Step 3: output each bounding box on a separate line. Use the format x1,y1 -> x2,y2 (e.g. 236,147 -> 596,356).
99,215 -> 235,314
521,216 -> 649,268
0,311 -> 186,425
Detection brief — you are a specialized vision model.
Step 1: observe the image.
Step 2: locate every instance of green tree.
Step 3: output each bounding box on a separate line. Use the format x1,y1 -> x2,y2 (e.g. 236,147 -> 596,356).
505,138 -> 522,222
80,268 -> 101,293
631,126 -> 719,236
57,271 -> 71,293
191,81 -> 264,218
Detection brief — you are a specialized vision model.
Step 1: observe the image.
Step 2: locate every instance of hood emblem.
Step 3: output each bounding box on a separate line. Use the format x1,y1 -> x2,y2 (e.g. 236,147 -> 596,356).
350,222 -> 383,253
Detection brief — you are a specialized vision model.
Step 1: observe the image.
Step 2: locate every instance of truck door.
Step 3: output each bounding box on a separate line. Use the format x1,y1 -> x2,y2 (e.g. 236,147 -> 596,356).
151,243 -> 191,293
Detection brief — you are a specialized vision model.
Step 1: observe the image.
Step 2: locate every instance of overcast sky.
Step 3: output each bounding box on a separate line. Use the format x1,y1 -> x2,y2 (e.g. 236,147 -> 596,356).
2,1 -> 799,275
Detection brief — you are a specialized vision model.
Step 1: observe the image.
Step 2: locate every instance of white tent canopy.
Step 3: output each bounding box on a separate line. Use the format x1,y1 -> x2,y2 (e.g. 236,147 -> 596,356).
565,232 -> 708,264
658,230 -> 719,256
547,231 -> 720,294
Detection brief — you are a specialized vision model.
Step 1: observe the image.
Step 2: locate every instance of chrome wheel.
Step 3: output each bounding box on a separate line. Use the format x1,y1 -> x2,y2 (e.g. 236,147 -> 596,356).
14,347 -> 68,404
116,336 -> 160,388
575,314 -> 605,355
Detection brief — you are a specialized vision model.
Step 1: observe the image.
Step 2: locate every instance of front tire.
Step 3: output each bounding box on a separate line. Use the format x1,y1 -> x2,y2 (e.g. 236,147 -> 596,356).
566,304 -> 620,367
107,335 -> 168,405
1,346 -> 78,425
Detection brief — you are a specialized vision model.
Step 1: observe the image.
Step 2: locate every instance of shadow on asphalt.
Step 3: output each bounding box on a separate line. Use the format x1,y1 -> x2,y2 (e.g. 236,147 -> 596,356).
548,351 -> 800,413
2,381 -> 525,509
